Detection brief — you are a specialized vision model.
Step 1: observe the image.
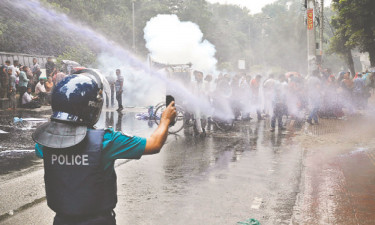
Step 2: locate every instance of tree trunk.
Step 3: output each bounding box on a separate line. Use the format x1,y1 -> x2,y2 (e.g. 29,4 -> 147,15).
368,47 -> 375,68
364,28 -> 375,68
346,49 -> 355,77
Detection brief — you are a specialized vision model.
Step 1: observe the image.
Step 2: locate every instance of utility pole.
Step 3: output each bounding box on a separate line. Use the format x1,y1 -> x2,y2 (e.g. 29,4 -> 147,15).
319,0 -> 324,56
307,0 -> 316,76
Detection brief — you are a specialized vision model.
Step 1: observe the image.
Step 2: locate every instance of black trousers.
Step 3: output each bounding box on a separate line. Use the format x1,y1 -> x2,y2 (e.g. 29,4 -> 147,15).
116,91 -> 122,108
54,210 -> 116,225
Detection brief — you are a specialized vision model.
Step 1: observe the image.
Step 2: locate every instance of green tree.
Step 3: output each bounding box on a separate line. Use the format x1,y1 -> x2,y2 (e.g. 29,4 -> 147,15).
329,11 -> 356,75
331,0 -> 375,67
56,45 -> 97,67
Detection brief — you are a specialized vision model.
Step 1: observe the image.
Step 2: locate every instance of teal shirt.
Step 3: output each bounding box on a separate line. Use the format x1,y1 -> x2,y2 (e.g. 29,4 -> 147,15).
18,71 -> 29,88
35,128 -> 146,173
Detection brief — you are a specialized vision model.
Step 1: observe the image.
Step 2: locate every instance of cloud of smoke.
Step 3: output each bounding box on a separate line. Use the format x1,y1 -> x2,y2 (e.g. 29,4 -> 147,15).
144,14 -> 217,74
96,53 -> 165,107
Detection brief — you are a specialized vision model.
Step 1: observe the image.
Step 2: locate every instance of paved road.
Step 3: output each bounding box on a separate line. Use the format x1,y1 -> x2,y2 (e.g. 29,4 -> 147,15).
0,110 -> 303,225
3,107 -> 375,224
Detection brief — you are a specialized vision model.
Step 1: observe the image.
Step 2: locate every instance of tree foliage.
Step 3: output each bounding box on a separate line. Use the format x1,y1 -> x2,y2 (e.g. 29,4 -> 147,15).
56,45 -> 97,68
330,0 -> 375,67
0,0 -> 346,73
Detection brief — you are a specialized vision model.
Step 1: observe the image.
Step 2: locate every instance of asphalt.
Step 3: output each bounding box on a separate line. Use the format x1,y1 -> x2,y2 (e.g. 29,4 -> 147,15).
0,103 -> 375,224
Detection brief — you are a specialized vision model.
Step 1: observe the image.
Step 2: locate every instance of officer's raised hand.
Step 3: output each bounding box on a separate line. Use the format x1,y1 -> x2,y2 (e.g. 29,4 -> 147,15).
144,101 -> 176,155
161,101 -> 177,126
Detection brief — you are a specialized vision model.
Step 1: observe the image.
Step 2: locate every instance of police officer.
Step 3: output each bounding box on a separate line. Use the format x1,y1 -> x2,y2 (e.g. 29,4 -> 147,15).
32,69 -> 176,225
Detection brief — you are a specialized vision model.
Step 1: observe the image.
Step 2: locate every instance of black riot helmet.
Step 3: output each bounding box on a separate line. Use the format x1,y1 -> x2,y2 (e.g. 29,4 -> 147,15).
33,69 -> 110,149
51,74 -> 103,126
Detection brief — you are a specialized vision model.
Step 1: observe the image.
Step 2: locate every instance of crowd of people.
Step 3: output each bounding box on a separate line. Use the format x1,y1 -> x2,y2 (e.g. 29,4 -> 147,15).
172,67 -> 375,134
0,57 -> 67,109
1,56 -> 374,135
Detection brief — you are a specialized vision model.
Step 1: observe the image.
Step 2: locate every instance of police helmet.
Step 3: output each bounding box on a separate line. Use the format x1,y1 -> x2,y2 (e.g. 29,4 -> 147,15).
51,74 -> 103,126
33,70 -> 109,149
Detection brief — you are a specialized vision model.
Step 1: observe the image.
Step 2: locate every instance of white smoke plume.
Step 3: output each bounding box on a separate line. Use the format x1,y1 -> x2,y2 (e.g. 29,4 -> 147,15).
144,14 -> 217,74
96,53 -> 165,107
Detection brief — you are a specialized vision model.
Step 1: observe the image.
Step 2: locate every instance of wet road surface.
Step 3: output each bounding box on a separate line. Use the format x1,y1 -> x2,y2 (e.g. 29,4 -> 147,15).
292,113 -> 375,225
1,107 -> 375,224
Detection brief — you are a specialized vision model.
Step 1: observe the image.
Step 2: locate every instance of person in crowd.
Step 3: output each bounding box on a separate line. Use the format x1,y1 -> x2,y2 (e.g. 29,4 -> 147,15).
230,74 -> 242,120
31,58 -> 41,92
263,74 -> 277,117
12,60 -> 20,76
203,74 -> 213,97
239,74 -> 252,120
192,71 -> 205,136
32,73 -> 176,225
340,72 -> 354,113
352,73 -> 365,109
203,74 -> 214,128
306,70 -> 321,125
31,58 -> 41,78
45,76 -> 54,104
8,60 -> 20,88
337,71 -> 345,83
25,64 -> 34,81
45,57 -> 55,78
250,74 -> 263,121
22,86 -> 41,108
0,60 -> 10,98
13,60 -> 21,89
115,69 -> 124,111
8,67 -> 17,110
215,74 -> 231,97
213,73 -> 231,120
35,77 -> 47,104
270,74 -> 287,132
18,66 -> 30,106
45,76 -> 54,93
53,68 -> 66,86
105,71 -> 116,108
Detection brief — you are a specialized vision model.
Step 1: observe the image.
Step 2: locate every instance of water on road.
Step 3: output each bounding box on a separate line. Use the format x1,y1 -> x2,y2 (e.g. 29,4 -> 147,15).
0,109 -> 303,225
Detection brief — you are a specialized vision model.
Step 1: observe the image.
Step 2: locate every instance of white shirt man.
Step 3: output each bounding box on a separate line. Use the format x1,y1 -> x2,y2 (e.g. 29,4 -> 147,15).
35,80 -> 46,94
22,90 -> 33,105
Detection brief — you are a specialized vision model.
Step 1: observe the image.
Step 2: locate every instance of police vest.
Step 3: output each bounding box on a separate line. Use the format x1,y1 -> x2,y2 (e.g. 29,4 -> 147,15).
43,129 -> 117,216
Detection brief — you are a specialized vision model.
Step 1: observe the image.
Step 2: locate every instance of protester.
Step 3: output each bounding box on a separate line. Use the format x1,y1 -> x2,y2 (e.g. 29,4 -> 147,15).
263,74 -> 277,117
105,71 -> 116,108
352,73 -> 365,109
306,70 -> 321,125
230,74 -> 242,120
0,60 -> 10,98
22,87 -> 41,108
45,57 -> 55,78
203,74 -> 213,97
8,67 -> 17,109
53,69 -> 66,86
192,71 -> 205,136
270,75 -> 287,131
18,66 -> 30,105
31,58 -> 41,78
35,77 -> 47,104
31,58 -> 41,90
11,60 -> 20,77
115,69 -> 124,111
250,74 -> 263,121
44,76 -> 54,104
32,72 -> 176,225
45,76 -> 53,93
239,74 -> 252,120
25,64 -> 34,81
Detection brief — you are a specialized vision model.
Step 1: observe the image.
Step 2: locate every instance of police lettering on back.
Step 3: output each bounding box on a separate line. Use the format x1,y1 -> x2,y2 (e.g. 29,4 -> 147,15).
51,154 -> 89,166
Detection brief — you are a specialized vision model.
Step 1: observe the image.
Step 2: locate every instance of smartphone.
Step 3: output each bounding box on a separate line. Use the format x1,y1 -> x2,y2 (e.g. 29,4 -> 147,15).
166,95 -> 175,126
